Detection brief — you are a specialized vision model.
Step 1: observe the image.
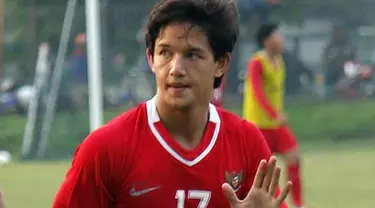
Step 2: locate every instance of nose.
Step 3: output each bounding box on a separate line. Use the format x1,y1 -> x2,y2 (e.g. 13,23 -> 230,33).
169,54 -> 186,77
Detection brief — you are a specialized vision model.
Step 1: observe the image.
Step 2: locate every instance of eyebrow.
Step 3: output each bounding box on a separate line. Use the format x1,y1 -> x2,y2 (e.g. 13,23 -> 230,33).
156,43 -> 170,49
188,47 -> 205,53
156,43 -> 206,53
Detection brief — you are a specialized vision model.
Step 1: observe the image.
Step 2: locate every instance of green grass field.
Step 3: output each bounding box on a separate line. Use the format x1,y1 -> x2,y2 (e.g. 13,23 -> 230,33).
0,140 -> 374,208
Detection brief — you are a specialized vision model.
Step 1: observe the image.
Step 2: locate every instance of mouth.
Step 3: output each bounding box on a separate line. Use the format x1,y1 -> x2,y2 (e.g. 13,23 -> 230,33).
167,83 -> 190,92
167,83 -> 190,89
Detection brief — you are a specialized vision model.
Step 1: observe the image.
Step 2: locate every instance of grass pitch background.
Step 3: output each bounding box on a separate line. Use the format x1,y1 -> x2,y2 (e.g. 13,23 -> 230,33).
1,140 -> 375,207
1,100 -> 375,207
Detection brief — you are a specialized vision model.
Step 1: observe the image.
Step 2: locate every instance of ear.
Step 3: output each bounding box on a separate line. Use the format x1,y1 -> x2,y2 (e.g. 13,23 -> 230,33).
214,53 -> 231,78
146,48 -> 155,73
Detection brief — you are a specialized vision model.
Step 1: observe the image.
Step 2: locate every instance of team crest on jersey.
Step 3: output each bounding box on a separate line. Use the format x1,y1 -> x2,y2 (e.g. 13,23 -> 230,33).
225,170 -> 244,192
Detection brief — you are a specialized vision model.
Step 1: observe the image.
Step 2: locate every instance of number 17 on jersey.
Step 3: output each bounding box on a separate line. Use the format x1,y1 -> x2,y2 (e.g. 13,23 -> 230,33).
175,190 -> 211,208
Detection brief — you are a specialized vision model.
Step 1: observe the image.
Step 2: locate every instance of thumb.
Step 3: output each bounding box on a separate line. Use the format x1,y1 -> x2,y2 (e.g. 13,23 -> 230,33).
222,183 -> 239,205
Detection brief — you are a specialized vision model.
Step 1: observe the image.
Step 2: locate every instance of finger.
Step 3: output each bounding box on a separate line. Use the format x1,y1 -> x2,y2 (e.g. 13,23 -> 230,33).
222,183 -> 240,206
252,159 -> 267,188
262,156 -> 277,191
275,181 -> 292,206
268,166 -> 281,196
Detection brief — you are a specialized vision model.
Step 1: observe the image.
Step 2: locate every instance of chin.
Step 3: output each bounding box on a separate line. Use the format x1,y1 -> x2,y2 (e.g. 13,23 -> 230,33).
166,96 -> 194,111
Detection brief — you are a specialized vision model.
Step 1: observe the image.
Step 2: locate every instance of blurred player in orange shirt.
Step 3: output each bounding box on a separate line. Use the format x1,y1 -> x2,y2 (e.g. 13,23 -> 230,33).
243,23 -> 307,208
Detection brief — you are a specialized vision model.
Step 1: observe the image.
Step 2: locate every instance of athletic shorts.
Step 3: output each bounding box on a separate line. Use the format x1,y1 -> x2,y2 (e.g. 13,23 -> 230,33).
259,125 -> 298,154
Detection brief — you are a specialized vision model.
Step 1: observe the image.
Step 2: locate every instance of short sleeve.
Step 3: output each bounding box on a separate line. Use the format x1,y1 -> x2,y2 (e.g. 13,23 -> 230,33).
242,120 -> 273,192
52,127 -> 123,208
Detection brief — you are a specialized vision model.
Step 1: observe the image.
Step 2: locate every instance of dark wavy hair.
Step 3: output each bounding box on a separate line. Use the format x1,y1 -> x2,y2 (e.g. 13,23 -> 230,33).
255,23 -> 279,49
145,0 -> 239,88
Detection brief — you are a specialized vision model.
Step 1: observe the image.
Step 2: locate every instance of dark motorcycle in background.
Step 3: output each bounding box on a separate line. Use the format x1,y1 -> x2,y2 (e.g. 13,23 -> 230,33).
0,78 -> 35,115
0,77 -> 77,116
335,61 -> 375,97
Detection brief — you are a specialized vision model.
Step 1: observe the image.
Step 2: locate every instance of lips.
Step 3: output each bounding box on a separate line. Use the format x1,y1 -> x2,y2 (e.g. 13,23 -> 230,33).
167,83 -> 190,88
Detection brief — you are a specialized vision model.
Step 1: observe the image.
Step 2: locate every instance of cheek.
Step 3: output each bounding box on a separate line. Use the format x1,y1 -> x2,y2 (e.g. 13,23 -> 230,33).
192,64 -> 213,79
152,59 -> 169,75
156,70 -> 167,83
277,36 -> 284,45
152,67 -> 167,87
151,57 -> 163,72
194,65 -> 216,87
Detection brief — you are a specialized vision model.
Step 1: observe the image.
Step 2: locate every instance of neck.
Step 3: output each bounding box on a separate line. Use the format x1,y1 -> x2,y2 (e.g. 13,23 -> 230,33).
264,49 -> 278,59
155,97 -> 209,149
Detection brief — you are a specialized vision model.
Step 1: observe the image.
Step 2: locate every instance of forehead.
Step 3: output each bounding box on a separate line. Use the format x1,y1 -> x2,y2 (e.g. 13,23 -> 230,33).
270,29 -> 282,39
155,22 -> 212,52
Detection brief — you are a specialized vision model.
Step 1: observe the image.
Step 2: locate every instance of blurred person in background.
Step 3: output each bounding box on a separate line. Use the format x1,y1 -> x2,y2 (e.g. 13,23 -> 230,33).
69,33 -> 88,110
283,50 -> 313,96
109,51 -> 127,85
212,0 -> 280,108
322,25 -> 356,95
210,73 -> 227,108
243,23 -> 307,208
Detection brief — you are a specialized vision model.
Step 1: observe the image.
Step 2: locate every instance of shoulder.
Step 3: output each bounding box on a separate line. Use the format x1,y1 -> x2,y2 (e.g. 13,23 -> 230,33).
250,51 -> 265,61
76,103 -> 147,163
249,55 -> 262,65
249,59 -> 262,67
248,53 -> 263,70
247,58 -> 263,75
218,108 -> 263,143
217,108 -> 271,165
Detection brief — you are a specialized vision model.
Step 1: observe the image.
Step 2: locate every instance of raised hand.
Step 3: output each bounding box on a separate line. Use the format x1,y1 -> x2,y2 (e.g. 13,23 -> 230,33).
223,156 -> 292,208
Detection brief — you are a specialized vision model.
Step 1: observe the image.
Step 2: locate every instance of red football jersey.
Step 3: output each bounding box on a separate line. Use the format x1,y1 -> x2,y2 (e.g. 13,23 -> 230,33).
53,97 -> 281,208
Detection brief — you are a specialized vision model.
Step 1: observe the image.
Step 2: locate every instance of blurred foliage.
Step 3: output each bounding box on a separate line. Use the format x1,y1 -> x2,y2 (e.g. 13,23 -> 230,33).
4,0 -> 375,76
1,100 -> 375,157
231,99 -> 375,140
4,0 -> 67,74
287,100 -> 375,140
4,0 -> 154,74
2,3 -> 375,109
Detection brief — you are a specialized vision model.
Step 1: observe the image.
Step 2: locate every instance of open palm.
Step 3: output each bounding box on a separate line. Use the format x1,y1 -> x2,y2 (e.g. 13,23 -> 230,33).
223,156 -> 292,208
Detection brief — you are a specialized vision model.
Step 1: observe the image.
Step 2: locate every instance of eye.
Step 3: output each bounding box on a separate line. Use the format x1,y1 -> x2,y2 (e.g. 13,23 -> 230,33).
159,49 -> 171,57
187,52 -> 200,60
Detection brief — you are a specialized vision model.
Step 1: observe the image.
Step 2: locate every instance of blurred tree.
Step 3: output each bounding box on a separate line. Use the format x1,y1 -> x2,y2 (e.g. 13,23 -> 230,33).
4,0 -> 68,76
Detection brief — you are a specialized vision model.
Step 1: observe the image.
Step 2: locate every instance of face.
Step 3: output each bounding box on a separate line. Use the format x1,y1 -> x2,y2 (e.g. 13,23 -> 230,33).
265,29 -> 284,54
147,22 -> 230,110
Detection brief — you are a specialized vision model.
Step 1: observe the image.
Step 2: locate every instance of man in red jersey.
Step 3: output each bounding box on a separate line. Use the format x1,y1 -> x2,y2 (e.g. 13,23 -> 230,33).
52,1 -> 291,208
